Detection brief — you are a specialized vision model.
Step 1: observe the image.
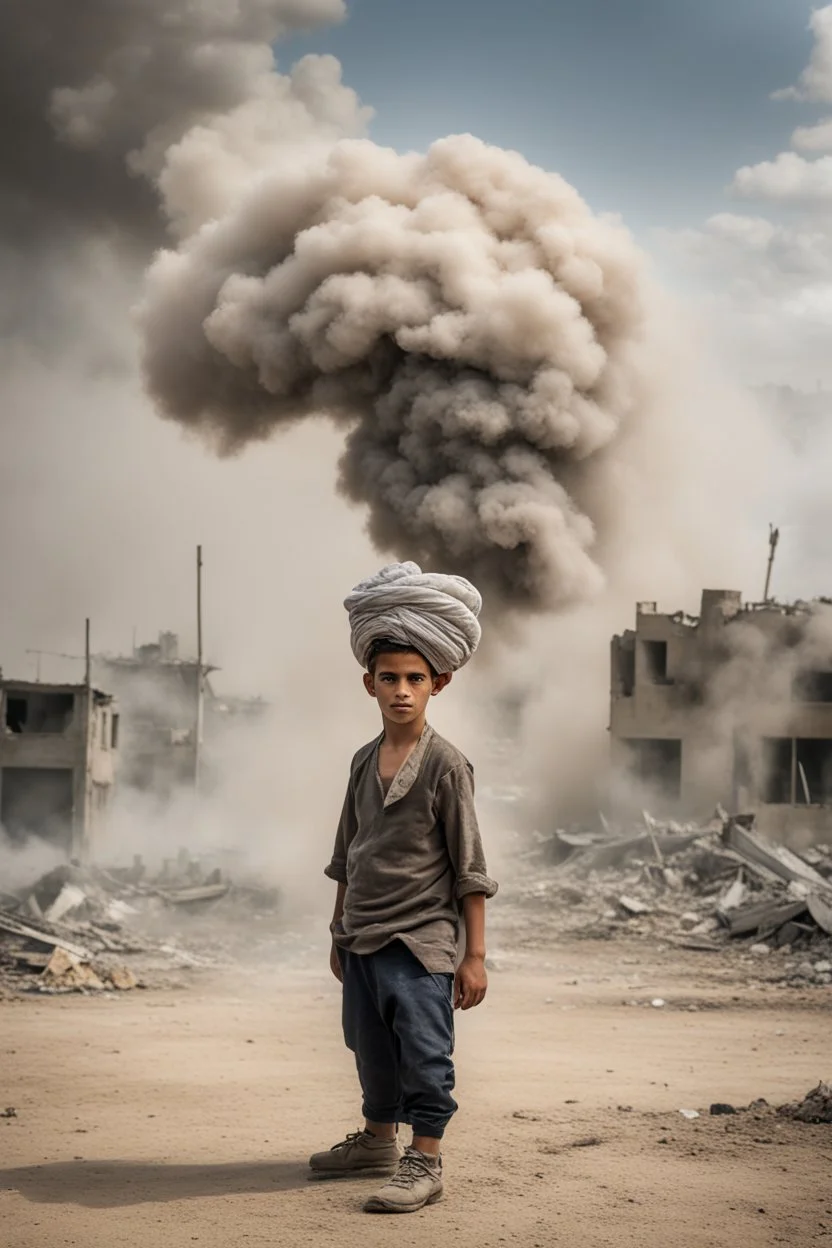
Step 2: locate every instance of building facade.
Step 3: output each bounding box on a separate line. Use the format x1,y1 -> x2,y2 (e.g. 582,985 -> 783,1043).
93,633 -> 216,798
610,589 -> 832,841
92,632 -> 267,800
0,677 -> 118,858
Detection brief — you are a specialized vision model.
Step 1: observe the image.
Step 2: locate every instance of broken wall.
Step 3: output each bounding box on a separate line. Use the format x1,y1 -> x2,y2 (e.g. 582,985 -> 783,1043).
610,591 -> 832,841
0,682 -> 117,858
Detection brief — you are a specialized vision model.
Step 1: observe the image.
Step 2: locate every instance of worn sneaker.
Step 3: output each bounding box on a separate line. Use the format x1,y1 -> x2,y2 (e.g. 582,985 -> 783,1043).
308,1129 -> 401,1176
363,1146 -> 444,1212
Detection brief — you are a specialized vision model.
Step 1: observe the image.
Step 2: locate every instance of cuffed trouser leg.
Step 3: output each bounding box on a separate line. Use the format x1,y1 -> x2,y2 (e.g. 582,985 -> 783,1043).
340,941 -> 457,1139
341,948 -> 402,1124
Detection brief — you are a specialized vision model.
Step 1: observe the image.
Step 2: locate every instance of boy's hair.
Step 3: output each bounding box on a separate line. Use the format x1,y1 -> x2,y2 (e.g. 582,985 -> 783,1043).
365,637 -> 437,678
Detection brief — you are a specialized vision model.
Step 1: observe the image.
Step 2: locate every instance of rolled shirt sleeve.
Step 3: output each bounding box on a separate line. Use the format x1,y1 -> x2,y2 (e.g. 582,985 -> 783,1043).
435,764 -> 498,900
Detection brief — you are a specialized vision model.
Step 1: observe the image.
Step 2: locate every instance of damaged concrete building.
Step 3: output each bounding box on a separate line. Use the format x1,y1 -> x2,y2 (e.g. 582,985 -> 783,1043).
611,590 -> 832,841
91,631 -> 265,799
93,632 -> 212,798
0,676 -> 118,858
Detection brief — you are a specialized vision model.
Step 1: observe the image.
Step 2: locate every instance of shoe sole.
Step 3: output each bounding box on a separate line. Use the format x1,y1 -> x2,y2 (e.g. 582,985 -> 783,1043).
308,1165 -> 399,1181
363,1189 -> 444,1213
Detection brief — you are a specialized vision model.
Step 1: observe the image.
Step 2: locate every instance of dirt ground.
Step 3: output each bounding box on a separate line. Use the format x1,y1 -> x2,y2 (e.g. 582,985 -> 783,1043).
2,939 -> 831,1248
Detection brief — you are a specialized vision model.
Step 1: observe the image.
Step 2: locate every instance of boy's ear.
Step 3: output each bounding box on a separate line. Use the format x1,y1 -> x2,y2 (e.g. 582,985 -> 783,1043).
363,671 -> 376,697
431,672 -> 452,695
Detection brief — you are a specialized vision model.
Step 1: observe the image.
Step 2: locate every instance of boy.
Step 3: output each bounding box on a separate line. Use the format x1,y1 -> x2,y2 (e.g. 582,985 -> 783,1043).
309,562 -> 497,1213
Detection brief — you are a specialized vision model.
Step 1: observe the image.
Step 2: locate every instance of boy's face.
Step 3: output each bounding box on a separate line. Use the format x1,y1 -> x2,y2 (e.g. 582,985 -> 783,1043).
363,650 -> 451,726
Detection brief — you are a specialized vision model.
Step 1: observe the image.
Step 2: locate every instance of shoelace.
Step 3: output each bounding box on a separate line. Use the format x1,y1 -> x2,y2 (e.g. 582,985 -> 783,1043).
386,1150 -> 436,1189
330,1130 -> 365,1152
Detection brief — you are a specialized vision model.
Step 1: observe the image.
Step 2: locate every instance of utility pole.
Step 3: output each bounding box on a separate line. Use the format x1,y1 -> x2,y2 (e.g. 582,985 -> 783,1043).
763,524 -> 779,602
194,546 -> 204,793
82,618 -> 92,862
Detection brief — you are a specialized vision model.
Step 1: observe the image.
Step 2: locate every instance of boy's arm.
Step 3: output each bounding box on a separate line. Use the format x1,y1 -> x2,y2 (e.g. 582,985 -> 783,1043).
329,881 -> 347,984
456,892 -> 487,1010
325,777 -> 356,982
436,763 -> 498,1010
331,880 -> 347,927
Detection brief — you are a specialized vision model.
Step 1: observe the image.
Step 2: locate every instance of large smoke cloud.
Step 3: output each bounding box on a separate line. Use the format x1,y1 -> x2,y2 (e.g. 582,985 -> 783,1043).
0,0 -> 364,309
0,0 -> 773,846
140,134 -> 651,610
0,0 -> 371,681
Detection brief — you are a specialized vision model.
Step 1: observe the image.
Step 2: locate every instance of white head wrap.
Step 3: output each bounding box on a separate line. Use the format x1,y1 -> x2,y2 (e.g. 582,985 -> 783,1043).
345,561 -> 482,674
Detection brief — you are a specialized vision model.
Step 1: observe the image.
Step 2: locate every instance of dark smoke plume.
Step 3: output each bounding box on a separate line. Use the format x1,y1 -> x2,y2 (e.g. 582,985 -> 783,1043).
141,136 -> 650,610
0,0 -> 361,339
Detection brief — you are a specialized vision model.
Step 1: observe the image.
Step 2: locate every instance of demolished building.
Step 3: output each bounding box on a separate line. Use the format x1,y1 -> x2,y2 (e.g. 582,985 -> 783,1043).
93,632 -> 213,798
611,589 -> 832,842
0,676 -> 118,858
93,632 -> 266,799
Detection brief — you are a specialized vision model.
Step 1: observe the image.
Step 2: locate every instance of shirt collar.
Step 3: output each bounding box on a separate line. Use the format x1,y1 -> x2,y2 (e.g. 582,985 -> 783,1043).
379,723 -> 435,808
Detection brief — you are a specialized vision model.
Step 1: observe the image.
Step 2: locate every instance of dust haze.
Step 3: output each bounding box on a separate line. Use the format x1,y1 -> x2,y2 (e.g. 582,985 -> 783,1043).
0,0 -> 796,897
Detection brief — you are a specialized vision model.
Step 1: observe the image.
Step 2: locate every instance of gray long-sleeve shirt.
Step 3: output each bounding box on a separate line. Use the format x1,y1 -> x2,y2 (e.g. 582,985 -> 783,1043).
325,724 -> 498,974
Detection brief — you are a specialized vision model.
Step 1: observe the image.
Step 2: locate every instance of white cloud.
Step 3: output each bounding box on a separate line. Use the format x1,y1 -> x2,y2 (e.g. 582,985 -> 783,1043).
731,150 -> 832,203
699,213 -> 776,250
661,209 -> 832,385
772,5 -> 832,103
660,8 -> 832,387
725,11 -> 832,209
667,213 -> 832,286
792,116 -> 832,152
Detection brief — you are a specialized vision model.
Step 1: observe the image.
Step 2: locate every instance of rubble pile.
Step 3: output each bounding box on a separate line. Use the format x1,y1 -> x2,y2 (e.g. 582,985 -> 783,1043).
0,851 -> 283,996
777,1081 -> 832,1125
510,812 -> 832,979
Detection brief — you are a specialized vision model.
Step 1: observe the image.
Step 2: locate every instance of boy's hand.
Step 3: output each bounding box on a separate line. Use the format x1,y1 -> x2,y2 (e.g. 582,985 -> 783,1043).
454,952 -> 487,1010
330,941 -> 343,983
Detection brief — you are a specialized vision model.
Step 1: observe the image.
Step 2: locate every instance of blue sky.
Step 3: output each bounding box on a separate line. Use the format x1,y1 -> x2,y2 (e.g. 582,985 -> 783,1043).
283,0 -> 819,234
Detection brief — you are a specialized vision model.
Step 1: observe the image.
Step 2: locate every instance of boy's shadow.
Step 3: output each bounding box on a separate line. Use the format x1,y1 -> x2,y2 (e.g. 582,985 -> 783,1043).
0,1159 -> 334,1208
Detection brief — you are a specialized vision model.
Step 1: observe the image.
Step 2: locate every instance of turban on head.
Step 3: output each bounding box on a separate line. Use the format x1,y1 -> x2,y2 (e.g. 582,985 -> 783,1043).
345,562 -> 482,675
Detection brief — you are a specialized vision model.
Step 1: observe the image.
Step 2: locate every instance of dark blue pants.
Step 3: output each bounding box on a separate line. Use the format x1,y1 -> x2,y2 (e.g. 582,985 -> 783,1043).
340,941 -> 457,1139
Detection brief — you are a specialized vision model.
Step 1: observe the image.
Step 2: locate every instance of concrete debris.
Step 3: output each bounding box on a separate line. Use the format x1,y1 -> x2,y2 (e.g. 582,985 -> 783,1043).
807,892 -> 832,938
721,898 -> 808,939
42,948 -> 105,992
107,965 -> 139,991
0,848 -> 284,997
777,1081 -> 832,1124
157,883 -> 230,906
717,872 -> 747,915
721,822 -> 830,891
44,883 -> 88,924
0,911 -> 93,960
509,812 -> 832,978
618,895 -> 652,917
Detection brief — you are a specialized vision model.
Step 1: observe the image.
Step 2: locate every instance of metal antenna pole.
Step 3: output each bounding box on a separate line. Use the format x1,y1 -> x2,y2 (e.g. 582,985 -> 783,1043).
194,546 -> 204,793
763,524 -> 779,602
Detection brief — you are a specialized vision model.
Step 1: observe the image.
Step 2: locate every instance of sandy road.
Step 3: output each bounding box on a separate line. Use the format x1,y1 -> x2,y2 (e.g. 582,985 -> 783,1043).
2,941 -> 831,1248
